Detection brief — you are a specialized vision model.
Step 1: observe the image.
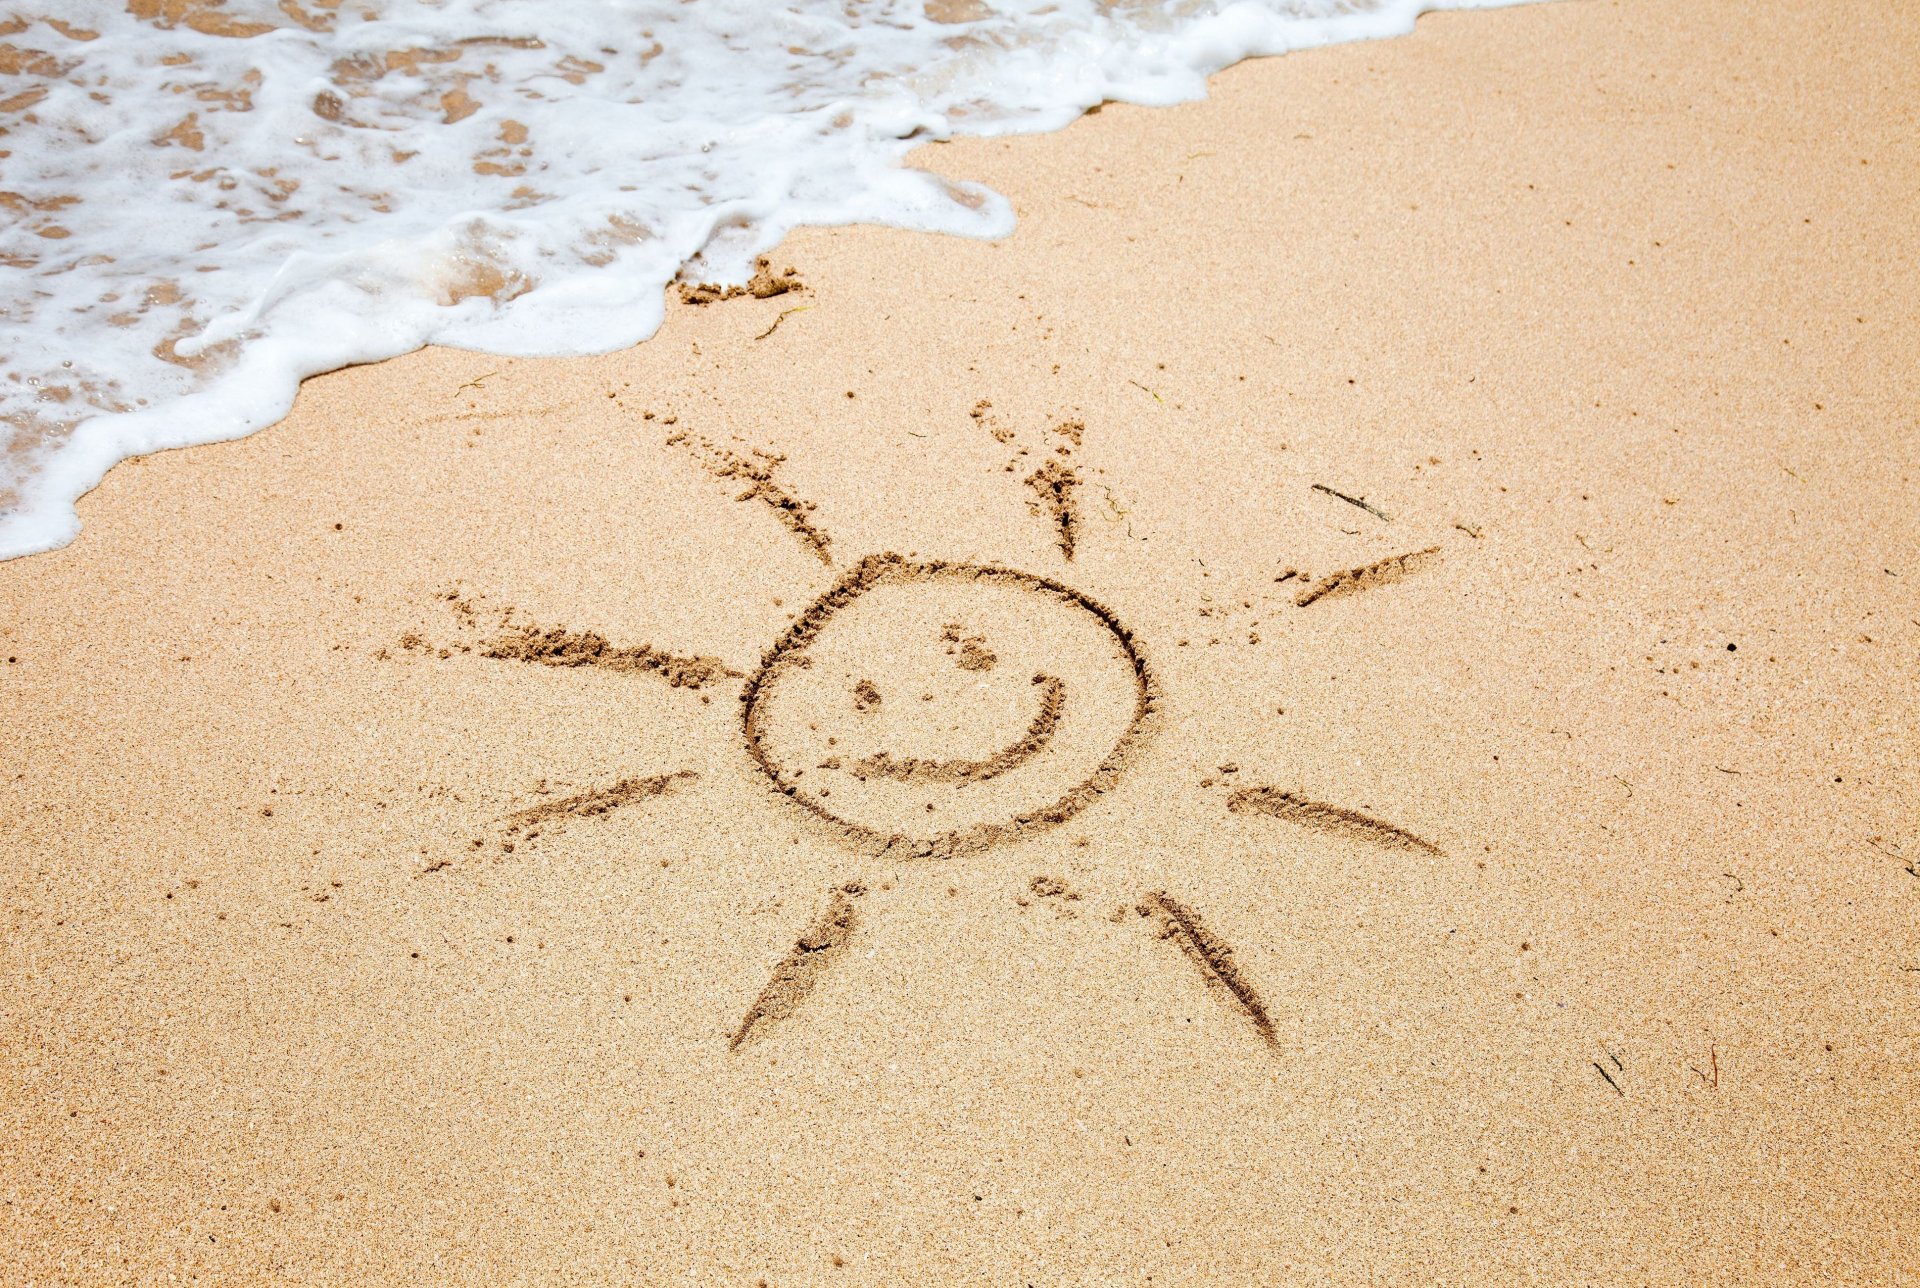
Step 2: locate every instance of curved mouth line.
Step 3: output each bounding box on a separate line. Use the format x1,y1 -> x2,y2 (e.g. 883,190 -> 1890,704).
849,674 -> 1066,786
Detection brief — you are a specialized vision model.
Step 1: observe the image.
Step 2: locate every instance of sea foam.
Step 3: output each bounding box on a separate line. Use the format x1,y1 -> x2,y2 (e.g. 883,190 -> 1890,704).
0,0 -> 1520,559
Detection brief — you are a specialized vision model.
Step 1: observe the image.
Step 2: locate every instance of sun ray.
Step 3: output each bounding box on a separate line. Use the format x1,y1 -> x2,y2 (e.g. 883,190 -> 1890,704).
664,428 -> 835,564
1226,786 -> 1443,856
1292,546 -> 1440,607
1025,459 -> 1081,560
731,882 -> 867,1050
479,621 -> 742,688
402,589 -> 743,690
498,770 -> 697,853
1142,890 -> 1279,1052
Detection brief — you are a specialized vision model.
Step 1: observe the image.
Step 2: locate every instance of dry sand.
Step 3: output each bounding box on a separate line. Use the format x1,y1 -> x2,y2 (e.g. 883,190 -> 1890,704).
3,0 -> 1917,1280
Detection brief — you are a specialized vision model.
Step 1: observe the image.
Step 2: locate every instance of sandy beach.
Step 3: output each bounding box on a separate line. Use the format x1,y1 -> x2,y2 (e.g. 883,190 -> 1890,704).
3,0 -> 1917,1280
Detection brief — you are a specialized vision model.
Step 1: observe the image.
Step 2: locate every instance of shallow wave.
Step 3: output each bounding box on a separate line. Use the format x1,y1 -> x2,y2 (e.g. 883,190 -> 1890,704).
0,0 -> 1519,558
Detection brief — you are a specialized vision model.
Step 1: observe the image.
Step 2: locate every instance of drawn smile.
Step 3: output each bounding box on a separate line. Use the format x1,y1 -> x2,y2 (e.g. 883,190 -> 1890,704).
849,674 -> 1065,784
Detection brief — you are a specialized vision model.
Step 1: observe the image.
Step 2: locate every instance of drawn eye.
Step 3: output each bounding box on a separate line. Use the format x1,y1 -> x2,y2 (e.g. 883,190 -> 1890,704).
940,623 -> 996,672
742,554 -> 1154,858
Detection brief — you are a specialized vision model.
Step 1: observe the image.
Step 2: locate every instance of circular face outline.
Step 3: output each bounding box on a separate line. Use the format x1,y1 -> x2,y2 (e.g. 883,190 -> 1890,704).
740,553 -> 1157,858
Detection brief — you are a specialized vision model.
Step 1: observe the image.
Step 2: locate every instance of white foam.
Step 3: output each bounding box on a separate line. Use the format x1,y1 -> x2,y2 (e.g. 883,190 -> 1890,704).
0,0 -> 1527,559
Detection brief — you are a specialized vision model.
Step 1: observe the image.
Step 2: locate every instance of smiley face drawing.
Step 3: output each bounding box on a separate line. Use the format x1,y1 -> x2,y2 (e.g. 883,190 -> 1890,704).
414,424 -> 1443,1057
740,554 -> 1155,859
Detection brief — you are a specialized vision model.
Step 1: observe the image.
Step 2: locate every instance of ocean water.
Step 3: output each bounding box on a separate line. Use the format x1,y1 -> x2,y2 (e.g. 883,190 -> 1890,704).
0,0 -> 1517,559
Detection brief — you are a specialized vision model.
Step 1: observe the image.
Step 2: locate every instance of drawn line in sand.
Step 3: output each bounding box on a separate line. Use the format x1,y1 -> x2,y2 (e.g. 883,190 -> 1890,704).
1144,891 -> 1278,1051
1026,459 -> 1082,560
666,430 -> 832,563
852,675 -> 1065,784
731,883 -> 865,1050
1293,546 -> 1440,607
973,405 -> 1087,559
404,591 -> 741,691
501,770 -> 697,850
1227,786 -> 1443,856
482,622 -> 741,689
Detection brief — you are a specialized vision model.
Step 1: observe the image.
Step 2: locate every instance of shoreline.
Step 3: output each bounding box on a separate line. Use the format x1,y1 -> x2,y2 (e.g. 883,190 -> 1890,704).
0,0 -> 1523,563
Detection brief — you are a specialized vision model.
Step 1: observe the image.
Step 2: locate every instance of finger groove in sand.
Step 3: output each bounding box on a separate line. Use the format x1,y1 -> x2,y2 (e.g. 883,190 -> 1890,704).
482,623 -> 741,689
1145,891 -> 1278,1051
1025,459 -> 1082,560
731,883 -> 865,1050
501,770 -> 697,847
1227,786 -> 1442,855
666,430 -> 832,563
1293,546 -> 1440,607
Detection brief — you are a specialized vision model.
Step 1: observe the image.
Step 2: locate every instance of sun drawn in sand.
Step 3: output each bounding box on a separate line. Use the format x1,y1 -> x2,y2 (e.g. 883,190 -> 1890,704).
402,417 -> 1446,1055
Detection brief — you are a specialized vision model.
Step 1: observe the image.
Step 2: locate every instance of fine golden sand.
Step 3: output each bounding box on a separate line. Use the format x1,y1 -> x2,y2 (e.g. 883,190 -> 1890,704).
3,0 -> 1917,1281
